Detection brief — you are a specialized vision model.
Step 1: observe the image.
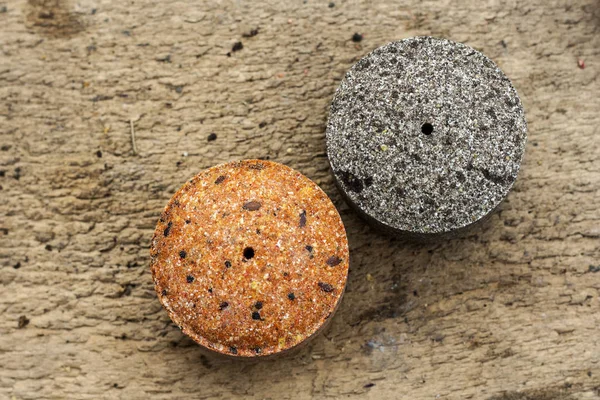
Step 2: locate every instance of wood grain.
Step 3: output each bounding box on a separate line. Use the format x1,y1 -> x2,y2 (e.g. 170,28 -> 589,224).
1,0 -> 599,399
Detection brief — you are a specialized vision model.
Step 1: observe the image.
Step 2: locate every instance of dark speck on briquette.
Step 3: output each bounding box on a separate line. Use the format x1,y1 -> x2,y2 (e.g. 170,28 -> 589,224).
207,133 -> 217,141
254,301 -> 263,310
161,289 -> 167,296
318,282 -> 334,292
219,301 -> 229,310
299,210 -> 307,227
243,201 -> 262,211
252,311 -> 261,320
186,275 -> 195,283
163,221 -> 172,237
229,346 -> 238,354
287,292 -> 295,300
326,256 -> 342,266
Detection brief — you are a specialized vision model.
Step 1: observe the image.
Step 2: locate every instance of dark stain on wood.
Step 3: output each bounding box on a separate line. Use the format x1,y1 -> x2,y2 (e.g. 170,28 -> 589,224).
26,0 -> 84,38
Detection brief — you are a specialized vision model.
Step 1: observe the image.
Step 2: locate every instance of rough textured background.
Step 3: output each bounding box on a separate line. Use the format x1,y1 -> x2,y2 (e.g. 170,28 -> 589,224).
0,0 -> 599,399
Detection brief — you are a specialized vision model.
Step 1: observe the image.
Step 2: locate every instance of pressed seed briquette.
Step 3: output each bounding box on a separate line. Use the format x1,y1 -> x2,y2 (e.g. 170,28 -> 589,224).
326,36 -> 527,239
150,160 -> 349,357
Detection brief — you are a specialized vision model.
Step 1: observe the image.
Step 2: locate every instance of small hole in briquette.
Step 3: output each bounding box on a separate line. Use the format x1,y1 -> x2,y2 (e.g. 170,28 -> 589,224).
421,122 -> 434,135
243,247 -> 255,260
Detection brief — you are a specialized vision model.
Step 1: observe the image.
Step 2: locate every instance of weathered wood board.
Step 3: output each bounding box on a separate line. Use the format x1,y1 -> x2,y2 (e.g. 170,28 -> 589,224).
1,0 -> 599,399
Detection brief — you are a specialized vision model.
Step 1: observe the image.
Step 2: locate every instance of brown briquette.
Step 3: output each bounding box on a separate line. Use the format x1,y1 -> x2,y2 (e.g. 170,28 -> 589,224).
150,160 -> 349,357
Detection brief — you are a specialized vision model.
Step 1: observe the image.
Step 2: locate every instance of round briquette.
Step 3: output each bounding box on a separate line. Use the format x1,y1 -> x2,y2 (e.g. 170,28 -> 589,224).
326,36 -> 527,239
150,160 -> 349,357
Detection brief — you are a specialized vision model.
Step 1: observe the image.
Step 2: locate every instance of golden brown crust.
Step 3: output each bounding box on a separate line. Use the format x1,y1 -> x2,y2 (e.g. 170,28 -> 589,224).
150,160 -> 349,357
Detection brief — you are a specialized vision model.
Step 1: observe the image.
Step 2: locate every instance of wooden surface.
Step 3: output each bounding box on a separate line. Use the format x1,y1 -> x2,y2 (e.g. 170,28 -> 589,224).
1,0 -> 599,399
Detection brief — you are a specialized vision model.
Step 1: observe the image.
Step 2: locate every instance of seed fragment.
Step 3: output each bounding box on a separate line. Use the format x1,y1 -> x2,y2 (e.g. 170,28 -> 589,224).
299,210 -> 307,227
243,201 -> 262,211
163,221 -> 172,237
326,256 -> 342,266
318,282 -> 334,292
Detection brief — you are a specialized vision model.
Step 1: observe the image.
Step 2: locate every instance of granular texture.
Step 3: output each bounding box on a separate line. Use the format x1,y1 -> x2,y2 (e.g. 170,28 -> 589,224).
326,36 -> 527,239
150,160 -> 349,357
